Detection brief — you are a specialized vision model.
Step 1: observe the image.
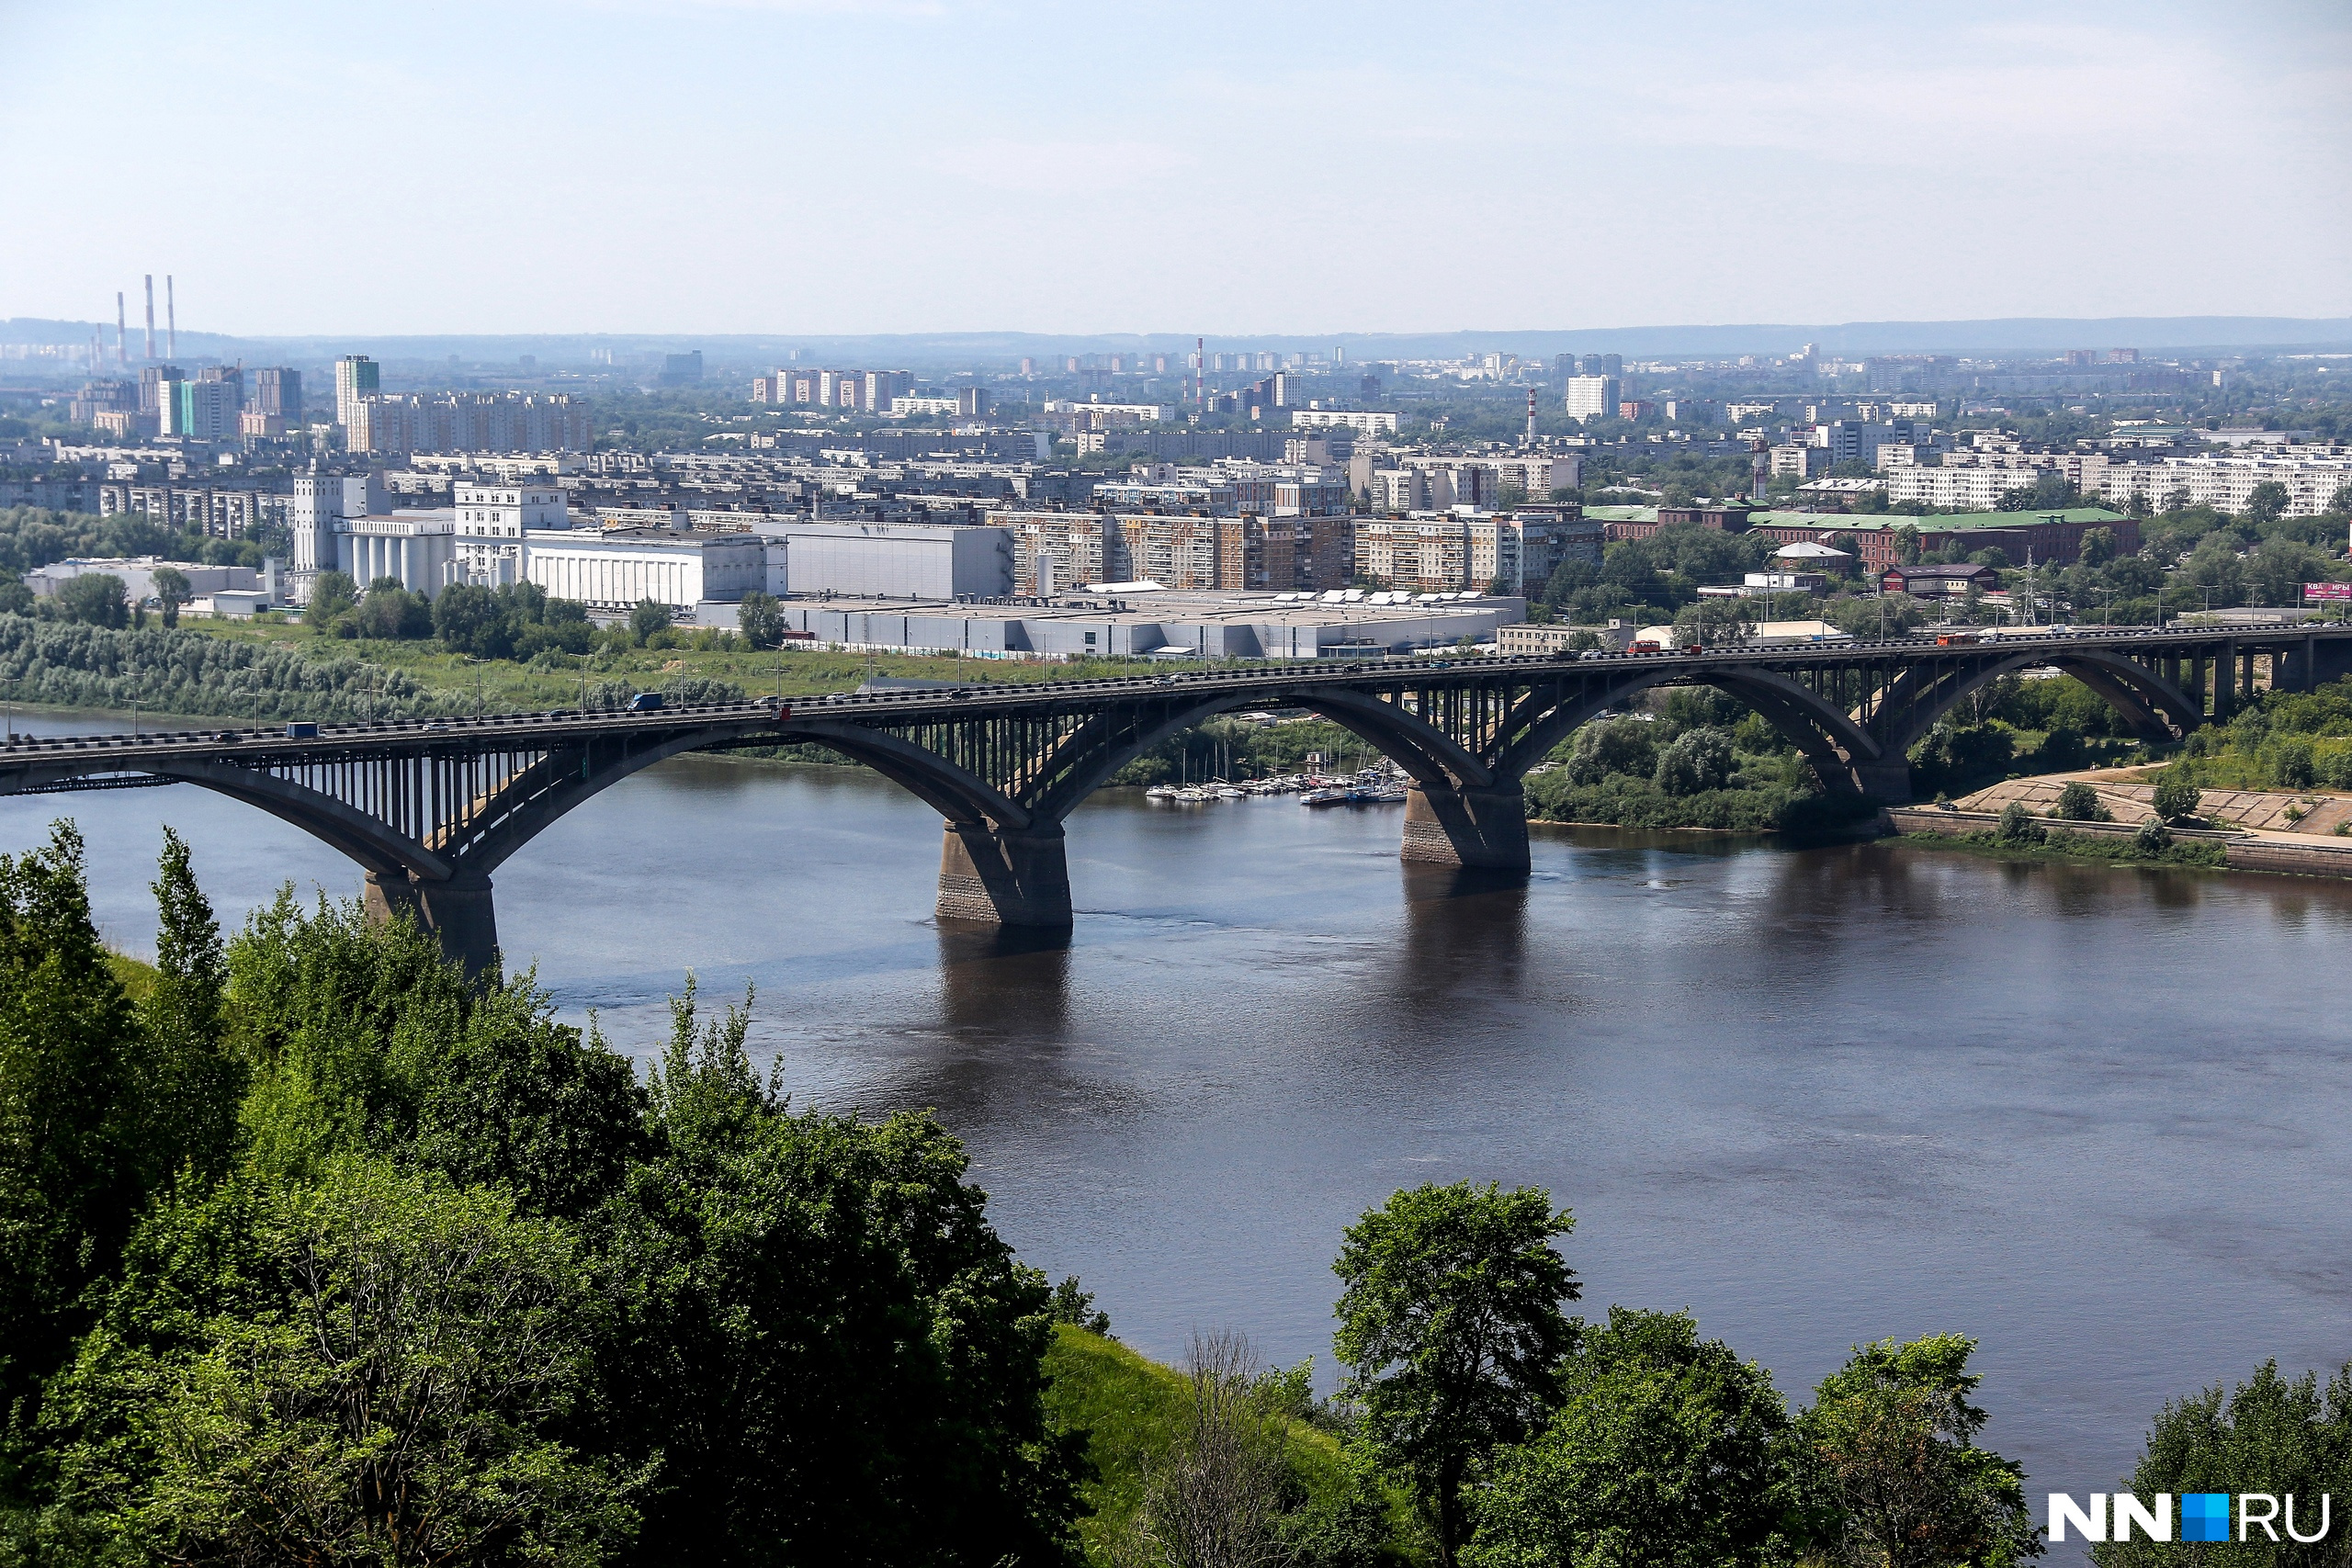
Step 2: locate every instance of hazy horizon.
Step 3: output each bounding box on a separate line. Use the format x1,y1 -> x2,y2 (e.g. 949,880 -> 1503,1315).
4,2 -> 2347,339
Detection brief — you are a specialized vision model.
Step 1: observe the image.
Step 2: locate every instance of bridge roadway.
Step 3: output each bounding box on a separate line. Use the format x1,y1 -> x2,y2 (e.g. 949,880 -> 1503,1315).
7,622 -> 2349,971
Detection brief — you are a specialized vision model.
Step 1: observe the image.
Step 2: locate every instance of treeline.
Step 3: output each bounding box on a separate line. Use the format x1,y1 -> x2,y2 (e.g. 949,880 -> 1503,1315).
2165,678 -> 2352,792
0,615 -> 747,725
1521,686 -> 1868,832
0,826 -> 1080,1566
0,616 -> 459,723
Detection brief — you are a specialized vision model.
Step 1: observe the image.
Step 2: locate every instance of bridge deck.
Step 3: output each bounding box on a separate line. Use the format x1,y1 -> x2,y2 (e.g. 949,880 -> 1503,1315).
4,624 -> 2336,771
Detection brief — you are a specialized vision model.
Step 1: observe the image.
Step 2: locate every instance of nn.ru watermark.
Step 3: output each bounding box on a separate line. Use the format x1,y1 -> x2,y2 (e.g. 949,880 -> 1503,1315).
2049,1493 -> 2335,1543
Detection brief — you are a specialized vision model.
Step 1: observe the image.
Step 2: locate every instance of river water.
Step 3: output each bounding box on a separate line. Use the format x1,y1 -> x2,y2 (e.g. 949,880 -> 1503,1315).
21,707 -> 2352,1533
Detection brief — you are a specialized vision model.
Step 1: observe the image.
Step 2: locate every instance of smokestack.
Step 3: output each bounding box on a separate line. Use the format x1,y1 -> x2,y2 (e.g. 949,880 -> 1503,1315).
142,276 -> 155,360
1524,388 -> 1536,449
166,276 -> 176,359
116,292 -> 128,366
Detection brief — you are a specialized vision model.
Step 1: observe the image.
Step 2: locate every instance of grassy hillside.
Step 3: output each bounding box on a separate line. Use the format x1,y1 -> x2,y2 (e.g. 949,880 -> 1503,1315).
1041,1324 -> 1418,1565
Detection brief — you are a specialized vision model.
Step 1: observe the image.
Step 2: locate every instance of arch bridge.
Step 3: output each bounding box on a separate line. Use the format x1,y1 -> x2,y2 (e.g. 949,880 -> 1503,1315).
6,625 -> 2346,970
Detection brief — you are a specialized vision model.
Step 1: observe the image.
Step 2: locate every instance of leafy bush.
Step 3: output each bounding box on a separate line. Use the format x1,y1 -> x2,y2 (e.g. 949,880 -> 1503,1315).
2152,766 -> 2203,823
1653,727 -> 1736,796
435,581 -> 594,660
1561,717 -> 1658,785
2135,818 -> 2173,854
1996,801 -> 2045,844
2051,782 -> 2110,821
2269,737 -> 2318,789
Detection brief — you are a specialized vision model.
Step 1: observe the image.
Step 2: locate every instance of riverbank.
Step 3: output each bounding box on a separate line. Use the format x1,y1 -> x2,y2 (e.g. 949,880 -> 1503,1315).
1885,804 -> 2352,878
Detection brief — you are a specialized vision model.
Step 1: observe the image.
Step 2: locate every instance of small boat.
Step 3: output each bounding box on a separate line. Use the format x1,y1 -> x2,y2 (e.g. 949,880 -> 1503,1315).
1216,785 -> 1246,800
1145,784 -> 1179,800
1302,785 -> 1350,807
1173,785 -> 1211,804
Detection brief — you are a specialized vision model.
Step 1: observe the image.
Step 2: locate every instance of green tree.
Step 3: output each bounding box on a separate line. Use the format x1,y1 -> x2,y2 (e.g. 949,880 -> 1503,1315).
1654,728 -> 1736,796
2078,527 -> 2117,568
226,888 -> 641,1217
1332,1181 -> 1579,1568
1894,525 -> 1923,567
1563,718 -> 1659,785
134,828 -> 245,1189
630,597 -> 673,643
2050,781 -> 2109,821
2245,479 -> 2291,527
0,822 -> 146,1465
150,566 -> 190,628
56,572 -> 130,628
587,982 -> 1084,1568
1996,802 -> 2044,845
1793,1336 -> 2041,1568
351,578 -> 432,639
1467,1308 -> 1792,1568
2270,737 -> 2318,789
433,581 -> 514,659
2091,1360 -> 2352,1568
42,1159 -> 635,1567
2153,769 -> 2207,827
306,570 -> 357,627
2246,541 -> 2329,609
738,590 -> 785,650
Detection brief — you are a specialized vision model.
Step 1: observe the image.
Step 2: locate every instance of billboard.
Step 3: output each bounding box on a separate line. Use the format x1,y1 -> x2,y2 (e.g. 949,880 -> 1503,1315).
2304,581 -> 2352,602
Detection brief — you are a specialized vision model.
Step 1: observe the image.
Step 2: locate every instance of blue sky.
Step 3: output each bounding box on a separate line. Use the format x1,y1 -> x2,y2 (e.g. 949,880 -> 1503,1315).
2,1 -> 2346,336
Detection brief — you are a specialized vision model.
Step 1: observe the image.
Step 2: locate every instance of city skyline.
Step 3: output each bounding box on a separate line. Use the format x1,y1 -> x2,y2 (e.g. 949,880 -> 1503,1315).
3,1 -> 2347,338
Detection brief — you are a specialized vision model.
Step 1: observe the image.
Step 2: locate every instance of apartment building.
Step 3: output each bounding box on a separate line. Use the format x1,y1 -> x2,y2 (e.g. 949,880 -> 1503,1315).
1564,376 -> 1621,420
347,392 -> 594,457
2097,450 -> 2352,517
334,355 -> 379,431
1356,512 -> 1574,595
1289,408 -> 1399,435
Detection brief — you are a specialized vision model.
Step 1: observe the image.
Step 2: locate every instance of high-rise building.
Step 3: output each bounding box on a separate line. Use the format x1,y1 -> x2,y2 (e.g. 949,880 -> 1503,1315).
1563,376 -> 1621,421
254,367 -> 302,422
139,363 -> 184,415
659,352 -> 704,386
335,355 -> 379,430
1578,353 -> 1623,377
161,378 -> 240,441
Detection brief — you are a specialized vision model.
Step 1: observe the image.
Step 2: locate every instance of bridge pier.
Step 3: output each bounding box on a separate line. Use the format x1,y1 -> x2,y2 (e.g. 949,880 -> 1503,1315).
1850,758 -> 1914,803
363,870 -> 501,977
936,820 -> 1074,929
1400,783 -> 1532,873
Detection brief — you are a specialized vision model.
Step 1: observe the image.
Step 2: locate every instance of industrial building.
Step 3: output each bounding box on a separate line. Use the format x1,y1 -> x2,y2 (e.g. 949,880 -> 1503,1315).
747,520 -> 1013,600
524,525 -> 772,612
749,588 -> 1526,660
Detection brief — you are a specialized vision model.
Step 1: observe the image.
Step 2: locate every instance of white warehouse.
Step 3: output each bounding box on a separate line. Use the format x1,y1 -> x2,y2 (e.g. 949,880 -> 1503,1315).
526,525 -> 770,612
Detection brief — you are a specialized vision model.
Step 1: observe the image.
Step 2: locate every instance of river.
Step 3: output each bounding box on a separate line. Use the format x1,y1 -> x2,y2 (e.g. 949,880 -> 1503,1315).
20,706 -> 2352,1536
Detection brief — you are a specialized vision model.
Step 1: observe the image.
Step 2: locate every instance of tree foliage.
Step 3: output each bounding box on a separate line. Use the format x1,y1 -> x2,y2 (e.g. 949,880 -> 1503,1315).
2092,1359 -> 2352,1568
1333,1181 -> 1579,1567
1467,1309 -> 1792,1568
1792,1336 -> 2041,1568
42,1161 -> 633,1568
